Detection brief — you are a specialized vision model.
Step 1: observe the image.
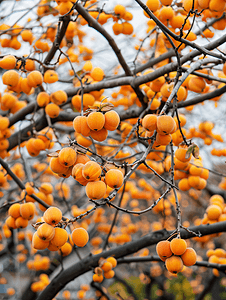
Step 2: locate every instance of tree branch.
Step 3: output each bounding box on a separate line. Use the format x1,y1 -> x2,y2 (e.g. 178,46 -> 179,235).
36,221 -> 226,300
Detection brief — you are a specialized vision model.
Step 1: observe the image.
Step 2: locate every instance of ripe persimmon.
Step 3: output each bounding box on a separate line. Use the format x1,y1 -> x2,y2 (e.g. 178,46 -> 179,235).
58,147 -> 77,167
50,227 -> 68,248
82,93 -> 95,108
25,182 -> 35,195
159,6 -> 174,22
106,257 -> 117,268
75,153 -> 91,165
86,180 -> 107,199
72,163 -> 89,185
142,114 -> 157,132
33,138 -> 46,152
93,273 -> 104,283
43,206 -> 62,225
87,112 -> 105,131
2,70 -> 20,87
165,255 -> 184,274
112,22 -> 123,35
170,238 -> 187,255
50,90 -> 67,105
82,161 -> 102,181
73,116 -> 91,137
181,247 -> 197,266
105,169 -> 124,188
114,4 -> 126,17
104,110 -> 120,131
206,204 -> 222,220
27,70 -> 43,88
157,115 -> 176,135
50,157 -> 69,174
0,55 -> 17,69
37,92 -> 50,107
71,227 -> 89,247
8,203 -> 21,219
90,128 -> 108,141
150,76 -> 165,92
90,67 -> 104,81
59,242 -> 72,256
178,178 -> 190,191
5,216 -> 17,229
15,216 -> 29,229
146,0 -> 160,12
76,134 -> 92,147
155,133 -> 171,146
104,269 -> 115,279
183,0 -> 199,11
72,95 -> 82,111
58,1 -> 73,15
47,243 -> 59,252
188,76 -> 206,93
21,29 -> 33,44
82,61 -> 92,72
37,223 -> 55,241
32,232 -> 49,250
156,240 -> 173,260
209,0 -> 225,11
20,202 -> 35,220
175,146 -> 191,162
122,22 -> 134,35
21,78 -> 33,95
44,70 -> 58,84
123,11 -> 133,21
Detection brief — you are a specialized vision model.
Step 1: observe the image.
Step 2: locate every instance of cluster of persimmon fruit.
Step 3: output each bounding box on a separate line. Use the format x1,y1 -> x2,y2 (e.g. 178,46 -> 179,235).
211,148 -> 226,157
39,88 -> 68,119
49,143 -> 124,200
20,181 -> 55,213
66,2 -> 134,36
73,160 -> 124,200
6,202 -> 35,230
202,194 -> 226,225
156,237 -> 197,275
40,0 -> 134,38
61,284 -> 90,300
145,0 -> 226,49
93,256 -> 117,283
140,113 -> 210,192
173,146 -> 209,192
51,149 -> 124,198
0,6 -> 87,54
0,117 -> 12,159
27,254 -> 51,272
73,105 -> 120,142
25,128 -> 54,157
31,273 -> 50,293
141,113 -> 177,147
189,121 -> 223,146
32,206 -> 89,253
111,4 -> 134,36
207,248 -> 226,277
0,55 -> 68,119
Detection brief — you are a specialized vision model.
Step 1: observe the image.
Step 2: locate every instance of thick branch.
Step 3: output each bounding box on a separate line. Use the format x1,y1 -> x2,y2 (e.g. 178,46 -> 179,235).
74,3 -> 132,76
175,84 -> 226,109
74,2 -> 145,106
37,221 -> 226,300
44,15 -> 71,66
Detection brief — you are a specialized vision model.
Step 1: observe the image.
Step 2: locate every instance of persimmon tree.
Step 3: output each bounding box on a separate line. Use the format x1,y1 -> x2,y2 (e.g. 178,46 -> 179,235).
1,0 -> 226,299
